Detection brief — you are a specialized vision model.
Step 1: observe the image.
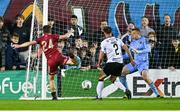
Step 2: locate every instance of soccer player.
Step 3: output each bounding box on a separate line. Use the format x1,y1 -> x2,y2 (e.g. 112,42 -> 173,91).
13,25 -> 76,100
96,26 -> 134,99
120,28 -> 161,97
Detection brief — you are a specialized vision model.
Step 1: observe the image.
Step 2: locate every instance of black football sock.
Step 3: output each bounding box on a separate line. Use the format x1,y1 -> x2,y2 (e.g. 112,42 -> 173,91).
51,92 -> 57,98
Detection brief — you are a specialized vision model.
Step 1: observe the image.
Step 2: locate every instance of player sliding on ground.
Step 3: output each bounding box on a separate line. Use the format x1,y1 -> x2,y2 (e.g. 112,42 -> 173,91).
120,28 -> 162,98
13,25 -> 77,100
96,26 -> 135,100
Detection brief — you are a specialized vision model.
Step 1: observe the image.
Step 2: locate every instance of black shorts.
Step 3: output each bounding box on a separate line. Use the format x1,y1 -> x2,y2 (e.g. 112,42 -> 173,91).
103,62 -> 124,76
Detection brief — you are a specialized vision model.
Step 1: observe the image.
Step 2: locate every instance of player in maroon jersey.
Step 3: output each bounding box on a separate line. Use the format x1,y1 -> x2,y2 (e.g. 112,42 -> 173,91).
13,25 -> 76,100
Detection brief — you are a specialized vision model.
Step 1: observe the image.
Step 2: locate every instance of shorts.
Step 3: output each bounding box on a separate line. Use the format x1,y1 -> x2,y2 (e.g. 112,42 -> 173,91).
47,52 -> 69,74
125,61 -> 149,74
103,62 -> 124,76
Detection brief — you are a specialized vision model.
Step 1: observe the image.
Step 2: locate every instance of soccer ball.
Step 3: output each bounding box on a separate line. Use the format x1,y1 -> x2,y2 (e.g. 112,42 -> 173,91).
81,80 -> 92,89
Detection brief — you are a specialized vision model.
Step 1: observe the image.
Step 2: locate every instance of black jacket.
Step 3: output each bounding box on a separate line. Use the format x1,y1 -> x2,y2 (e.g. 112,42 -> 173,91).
12,25 -> 30,52
0,27 -> 11,49
157,25 -> 179,68
0,27 -> 11,67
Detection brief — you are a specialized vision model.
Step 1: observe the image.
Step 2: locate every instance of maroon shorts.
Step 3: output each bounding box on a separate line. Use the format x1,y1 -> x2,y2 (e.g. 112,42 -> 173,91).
47,52 -> 68,74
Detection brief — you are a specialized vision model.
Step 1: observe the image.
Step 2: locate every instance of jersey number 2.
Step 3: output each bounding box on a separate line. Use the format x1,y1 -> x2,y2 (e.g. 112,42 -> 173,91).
113,44 -> 119,55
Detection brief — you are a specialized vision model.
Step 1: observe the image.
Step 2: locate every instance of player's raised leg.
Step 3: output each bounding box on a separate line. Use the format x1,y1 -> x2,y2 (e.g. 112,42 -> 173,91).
96,71 -> 127,100
66,57 -> 78,65
65,51 -> 79,65
99,62 -> 130,99
110,75 -> 126,93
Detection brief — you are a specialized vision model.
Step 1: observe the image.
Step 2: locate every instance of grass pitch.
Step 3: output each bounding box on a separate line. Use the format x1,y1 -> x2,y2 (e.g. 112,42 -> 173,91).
0,98 -> 180,110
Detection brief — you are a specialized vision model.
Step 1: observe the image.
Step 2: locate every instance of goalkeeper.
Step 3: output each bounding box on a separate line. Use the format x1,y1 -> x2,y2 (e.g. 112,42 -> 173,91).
120,28 -> 161,98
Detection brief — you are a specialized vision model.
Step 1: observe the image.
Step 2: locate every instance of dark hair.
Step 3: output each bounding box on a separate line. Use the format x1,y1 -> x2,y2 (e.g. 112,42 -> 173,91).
89,44 -> 96,49
75,36 -> 82,39
132,28 -> 140,32
148,31 -> 156,37
103,26 -> 112,34
16,14 -> 25,20
43,25 -> 52,33
71,15 -> 78,19
128,21 -> 135,25
172,38 -> 180,41
12,33 -> 19,38
0,16 -> 4,22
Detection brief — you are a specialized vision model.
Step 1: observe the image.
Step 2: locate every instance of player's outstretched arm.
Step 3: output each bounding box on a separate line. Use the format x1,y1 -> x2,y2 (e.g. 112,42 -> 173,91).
13,41 -> 37,48
59,28 -> 74,40
122,44 -> 135,64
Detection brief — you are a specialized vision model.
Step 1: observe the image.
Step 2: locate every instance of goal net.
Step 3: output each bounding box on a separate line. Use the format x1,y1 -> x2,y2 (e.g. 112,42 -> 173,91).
25,0 -> 180,99
21,0 -> 53,99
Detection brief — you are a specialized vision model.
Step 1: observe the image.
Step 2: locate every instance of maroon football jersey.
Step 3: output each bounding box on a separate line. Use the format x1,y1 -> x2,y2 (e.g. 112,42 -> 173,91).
36,34 -> 59,59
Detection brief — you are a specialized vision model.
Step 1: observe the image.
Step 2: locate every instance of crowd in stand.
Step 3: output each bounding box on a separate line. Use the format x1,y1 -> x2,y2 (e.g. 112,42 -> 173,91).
0,14 -> 29,71
0,14 -> 180,71
63,14 -> 180,70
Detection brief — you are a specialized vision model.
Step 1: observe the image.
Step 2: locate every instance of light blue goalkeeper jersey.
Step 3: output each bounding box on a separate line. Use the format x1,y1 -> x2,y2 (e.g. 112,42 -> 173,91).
129,36 -> 151,64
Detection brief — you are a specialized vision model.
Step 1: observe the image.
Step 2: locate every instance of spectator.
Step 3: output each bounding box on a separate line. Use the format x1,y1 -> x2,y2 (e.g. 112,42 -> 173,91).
90,21 -> 108,46
169,39 -> 180,70
157,14 -> 179,68
48,20 -> 54,29
75,37 -> 83,54
48,19 -> 58,35
120,22 -> 135,45
82,39 -> 88,48
0,16 -> 11,71
90,21 -> 108,65
140,16 -> 155,37
57,39 -> 65,53
120,22 -> 135,64
80,48 -> 91,70
12,14 -> 30,64
66,15 -> 84,44
148,32 -> 160,69
5,33 -> 25,70
89,44 -> 98,69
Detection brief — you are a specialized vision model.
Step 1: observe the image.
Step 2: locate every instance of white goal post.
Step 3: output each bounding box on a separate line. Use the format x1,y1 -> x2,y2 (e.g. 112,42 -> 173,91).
23,0 -> 49,100
41,0 -> 48,100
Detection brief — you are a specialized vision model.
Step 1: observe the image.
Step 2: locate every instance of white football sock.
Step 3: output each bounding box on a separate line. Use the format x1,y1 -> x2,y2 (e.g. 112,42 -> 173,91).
114,79 -> 126,92
96,81 -> 104,98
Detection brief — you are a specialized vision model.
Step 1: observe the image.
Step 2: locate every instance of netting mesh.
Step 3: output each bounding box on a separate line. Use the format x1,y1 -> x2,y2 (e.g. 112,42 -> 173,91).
24,0 -> 51,99
27,0 -> 180,98
48,0 -> 180,69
